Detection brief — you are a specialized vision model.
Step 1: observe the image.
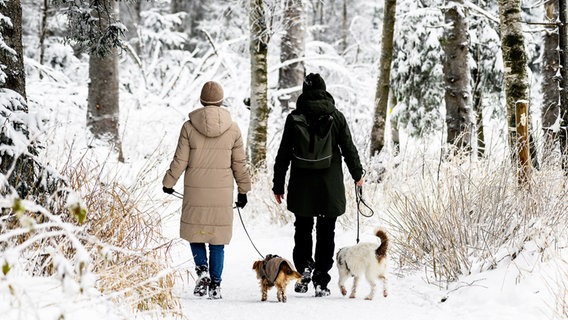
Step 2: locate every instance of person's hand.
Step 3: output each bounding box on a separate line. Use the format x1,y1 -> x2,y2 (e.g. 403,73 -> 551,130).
355,178 -> 364,186
274,194 -> 284,204
162,186 -> 175,194
235,193 -> 248,208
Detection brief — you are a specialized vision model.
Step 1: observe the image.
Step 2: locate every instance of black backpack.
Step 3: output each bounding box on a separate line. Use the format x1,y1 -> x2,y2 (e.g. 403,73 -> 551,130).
290,113 -> 334,169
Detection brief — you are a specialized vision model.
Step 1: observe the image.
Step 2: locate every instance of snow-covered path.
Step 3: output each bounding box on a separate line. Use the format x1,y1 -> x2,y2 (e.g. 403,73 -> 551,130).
165,215 -> 555,320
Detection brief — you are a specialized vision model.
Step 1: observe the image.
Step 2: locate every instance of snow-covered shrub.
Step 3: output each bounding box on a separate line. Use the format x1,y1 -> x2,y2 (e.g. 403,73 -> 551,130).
384,152 -> 568,283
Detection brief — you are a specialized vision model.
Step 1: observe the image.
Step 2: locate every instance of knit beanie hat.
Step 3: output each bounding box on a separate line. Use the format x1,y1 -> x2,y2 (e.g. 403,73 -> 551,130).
302,73 -> 326,92
200,81 -> 224,106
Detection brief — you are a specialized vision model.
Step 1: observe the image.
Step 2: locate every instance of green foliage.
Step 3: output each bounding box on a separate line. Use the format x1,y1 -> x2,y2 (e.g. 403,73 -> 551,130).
51,0 -> 125,57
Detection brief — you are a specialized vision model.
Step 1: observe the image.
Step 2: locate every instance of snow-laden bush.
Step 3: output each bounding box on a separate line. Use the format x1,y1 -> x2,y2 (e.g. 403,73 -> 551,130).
384,151 -> 568,283
0,154 -> 182,318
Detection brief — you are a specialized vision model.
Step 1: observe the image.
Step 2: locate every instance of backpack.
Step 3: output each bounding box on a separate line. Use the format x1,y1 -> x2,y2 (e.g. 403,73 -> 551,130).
290,113 -> 334,169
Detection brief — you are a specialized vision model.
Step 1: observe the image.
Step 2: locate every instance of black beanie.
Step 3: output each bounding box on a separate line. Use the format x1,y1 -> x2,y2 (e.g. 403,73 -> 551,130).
302,73 -> 326,91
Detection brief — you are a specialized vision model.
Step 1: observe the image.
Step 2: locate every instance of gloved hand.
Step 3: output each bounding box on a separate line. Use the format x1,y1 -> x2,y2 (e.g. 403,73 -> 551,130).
235,193 -> 247,208
162,186 -> 175,194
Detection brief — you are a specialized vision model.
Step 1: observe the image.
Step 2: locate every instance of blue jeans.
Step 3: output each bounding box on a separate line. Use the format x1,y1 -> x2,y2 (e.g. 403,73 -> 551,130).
190,243 -> 225,284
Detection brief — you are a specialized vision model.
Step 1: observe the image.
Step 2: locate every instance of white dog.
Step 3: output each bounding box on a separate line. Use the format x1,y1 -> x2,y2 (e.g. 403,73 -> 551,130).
335,229 -> 388,300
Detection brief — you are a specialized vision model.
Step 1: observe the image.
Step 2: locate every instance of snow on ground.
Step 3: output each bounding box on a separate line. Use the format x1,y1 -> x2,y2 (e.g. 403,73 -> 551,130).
162,209 -> 560,320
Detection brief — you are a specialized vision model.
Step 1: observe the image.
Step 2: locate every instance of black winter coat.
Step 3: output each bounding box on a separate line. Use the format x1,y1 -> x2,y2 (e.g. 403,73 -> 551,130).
272,89 -> 363,217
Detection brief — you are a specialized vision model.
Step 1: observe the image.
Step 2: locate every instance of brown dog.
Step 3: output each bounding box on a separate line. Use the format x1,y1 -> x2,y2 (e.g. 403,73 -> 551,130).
252,254 -> 302,302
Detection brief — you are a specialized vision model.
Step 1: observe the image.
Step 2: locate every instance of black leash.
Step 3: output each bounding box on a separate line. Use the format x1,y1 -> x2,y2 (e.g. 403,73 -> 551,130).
236,206 -> 265,259
168,190 -> 264,259
355,184 -> 374,243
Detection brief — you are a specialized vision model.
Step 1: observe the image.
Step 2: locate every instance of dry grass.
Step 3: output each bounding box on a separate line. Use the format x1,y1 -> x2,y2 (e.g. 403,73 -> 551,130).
62,159 -> 182,316
1,156 -> 183,318
384,154 -> 568,283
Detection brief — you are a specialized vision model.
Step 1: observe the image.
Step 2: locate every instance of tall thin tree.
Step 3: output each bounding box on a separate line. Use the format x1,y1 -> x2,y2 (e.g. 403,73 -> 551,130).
0,0 -> 25,98
558,0 -> 568,171
87,0 -> 124,162
370,0 -> 397,156
248,0 -> 269,168
541,0 -> 560,163
498,0 -> 530,158
442,0 -> 473,150
278,0 -> 305,111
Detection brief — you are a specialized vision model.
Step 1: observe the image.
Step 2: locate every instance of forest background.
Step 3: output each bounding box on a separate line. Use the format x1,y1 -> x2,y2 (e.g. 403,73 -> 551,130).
0,0 -> 567,319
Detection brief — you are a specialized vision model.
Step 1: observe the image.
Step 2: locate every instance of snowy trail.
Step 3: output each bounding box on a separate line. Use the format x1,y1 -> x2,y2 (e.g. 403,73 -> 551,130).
164,215 -> 554,320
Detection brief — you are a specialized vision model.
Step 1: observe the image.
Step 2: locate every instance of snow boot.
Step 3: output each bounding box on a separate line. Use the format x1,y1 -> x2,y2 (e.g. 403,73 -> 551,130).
209,281 -> 222,300
294,266 -> 313,293
314,284 -> 331,297
193,266 -> 211,297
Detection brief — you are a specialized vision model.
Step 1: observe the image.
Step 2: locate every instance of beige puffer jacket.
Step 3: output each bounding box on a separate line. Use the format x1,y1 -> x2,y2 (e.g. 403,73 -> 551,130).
163,105 -> 251,245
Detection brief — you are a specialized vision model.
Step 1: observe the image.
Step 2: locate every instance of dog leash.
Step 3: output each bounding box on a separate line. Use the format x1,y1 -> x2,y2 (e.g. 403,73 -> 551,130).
236,206 -> 265,259
355,183 -> 374,243
168,191 -> 265,259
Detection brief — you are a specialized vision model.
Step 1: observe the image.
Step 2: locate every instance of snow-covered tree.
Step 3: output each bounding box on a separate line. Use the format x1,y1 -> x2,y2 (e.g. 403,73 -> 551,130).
278,0 -> 305,111
442,0 -> 473,150
370,0 -> 397,156
86,0 -> 123,162
248,0 -> 269,168
390,0 -> 445,138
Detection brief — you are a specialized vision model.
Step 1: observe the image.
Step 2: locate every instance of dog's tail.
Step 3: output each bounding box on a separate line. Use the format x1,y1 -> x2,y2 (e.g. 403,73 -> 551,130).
375,229 -> 388,257
282,262 -> 302,280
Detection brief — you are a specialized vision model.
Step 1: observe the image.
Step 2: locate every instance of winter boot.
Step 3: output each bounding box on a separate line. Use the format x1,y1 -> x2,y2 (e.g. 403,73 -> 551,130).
294,266 -> 313,293
314,284 -> 331,297
193,266 -> 211,297
209,281 -> 222,300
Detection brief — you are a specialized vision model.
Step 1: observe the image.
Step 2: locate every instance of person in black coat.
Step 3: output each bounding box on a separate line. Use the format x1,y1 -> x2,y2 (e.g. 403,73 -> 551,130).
272,73 -> 363,297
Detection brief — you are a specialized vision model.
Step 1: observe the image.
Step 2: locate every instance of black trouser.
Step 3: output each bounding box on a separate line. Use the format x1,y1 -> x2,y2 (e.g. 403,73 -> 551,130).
293,215 -> 337,288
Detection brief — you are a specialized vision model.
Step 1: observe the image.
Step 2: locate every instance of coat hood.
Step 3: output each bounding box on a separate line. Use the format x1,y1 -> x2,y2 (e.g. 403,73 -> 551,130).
189,106 -> 233,138
295,89 -> 336,118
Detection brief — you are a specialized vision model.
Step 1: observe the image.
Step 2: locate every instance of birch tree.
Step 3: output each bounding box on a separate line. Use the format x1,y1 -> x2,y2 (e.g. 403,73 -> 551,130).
498,0 -> 530,157
370,0 -> 397,156
278,0 -> 305,111
86,0 -> 124,162
248,0 -> 269,168
442,0 -> 473,150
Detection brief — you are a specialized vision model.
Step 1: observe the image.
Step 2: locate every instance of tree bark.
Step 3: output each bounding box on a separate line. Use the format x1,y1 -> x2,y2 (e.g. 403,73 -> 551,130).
498,0 -> 530,157
443,0 -> 473,151
87,0 -> 124,162
278,0 -> 305,111
0,0 -> 26,99
248,0 -> 269,168
370,0 -> 397,156
558,0 -> 568,172
541,0 -> 560,164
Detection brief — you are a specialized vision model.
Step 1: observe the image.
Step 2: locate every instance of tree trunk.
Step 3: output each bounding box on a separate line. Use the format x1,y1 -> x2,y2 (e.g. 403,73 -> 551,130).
87,0 -> 124,162
443,0 -> 473,151
558,0 -> 568,172
498,0 -> 530,158
119,1 -> 141,53
278,0 -> 305,111
0,0 -> 26,99
248,0 -> 269,168
370,0 -> 397,156
541,0 -> 560,164
171,0 -> 205,52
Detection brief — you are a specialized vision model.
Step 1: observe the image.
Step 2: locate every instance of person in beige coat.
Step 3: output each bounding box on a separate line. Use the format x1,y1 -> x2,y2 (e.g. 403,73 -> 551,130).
162,81 -> 251,300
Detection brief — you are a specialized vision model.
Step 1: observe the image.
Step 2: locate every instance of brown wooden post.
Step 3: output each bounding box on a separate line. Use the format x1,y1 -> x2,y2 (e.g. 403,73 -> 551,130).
515,100 -> 530,185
